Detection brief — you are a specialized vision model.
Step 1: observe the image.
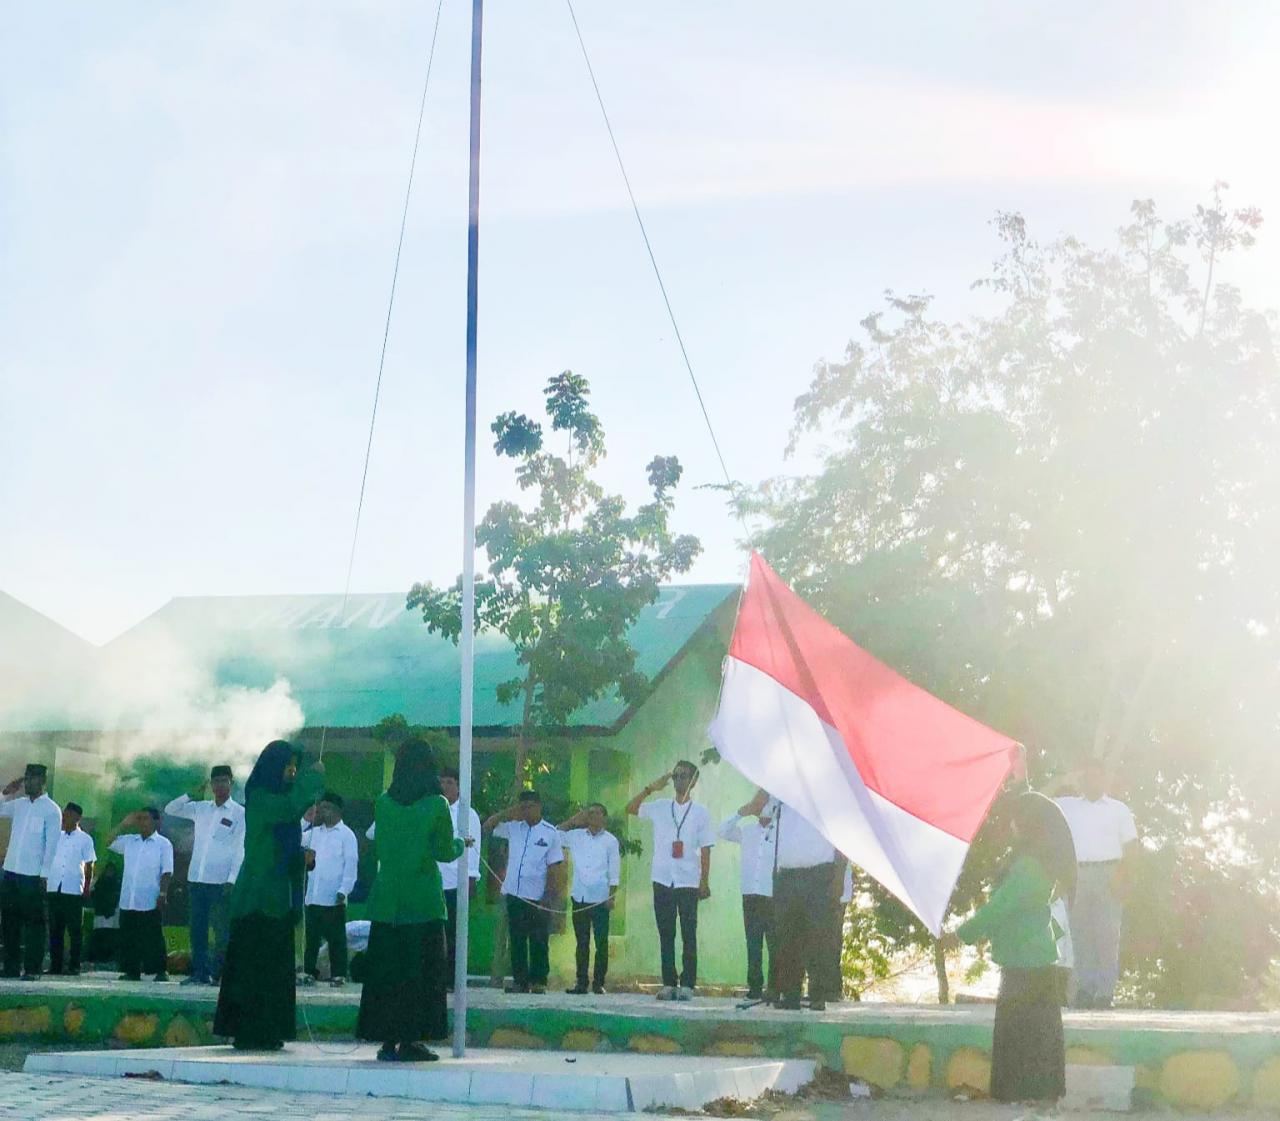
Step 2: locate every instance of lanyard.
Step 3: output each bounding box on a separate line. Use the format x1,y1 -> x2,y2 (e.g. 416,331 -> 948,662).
670,799 -> 694,841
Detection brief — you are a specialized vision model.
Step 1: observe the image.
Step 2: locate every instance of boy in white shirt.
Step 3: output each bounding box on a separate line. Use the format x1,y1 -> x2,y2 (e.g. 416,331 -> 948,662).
626,760 -> 715,1001
47,802 -> 97,975
107,808 -> 174,982
164,763 -> 244,985
300,792 -> 358,986
484,790 -> 564,994
0,762 -> 62,979
718,798 -> 777,1000
558,803 -> 621,994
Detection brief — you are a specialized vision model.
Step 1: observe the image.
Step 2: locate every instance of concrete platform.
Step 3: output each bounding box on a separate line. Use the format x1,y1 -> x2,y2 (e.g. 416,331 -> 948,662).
23,1044 -> 816,1112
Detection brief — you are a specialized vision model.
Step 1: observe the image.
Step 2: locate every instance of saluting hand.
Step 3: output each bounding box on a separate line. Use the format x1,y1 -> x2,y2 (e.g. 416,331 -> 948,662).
2,778 -> 22,797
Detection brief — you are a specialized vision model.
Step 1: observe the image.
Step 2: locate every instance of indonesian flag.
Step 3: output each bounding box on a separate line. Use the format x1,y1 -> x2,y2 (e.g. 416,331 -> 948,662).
708,552 -> 1017,934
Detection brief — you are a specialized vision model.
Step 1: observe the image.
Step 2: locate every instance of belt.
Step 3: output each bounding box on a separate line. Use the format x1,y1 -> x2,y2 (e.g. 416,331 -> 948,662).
1078,859 -> 1120,866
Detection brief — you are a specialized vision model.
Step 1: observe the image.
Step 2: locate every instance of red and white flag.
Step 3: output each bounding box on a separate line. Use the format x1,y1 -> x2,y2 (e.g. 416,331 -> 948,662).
708,552 -> 1017,934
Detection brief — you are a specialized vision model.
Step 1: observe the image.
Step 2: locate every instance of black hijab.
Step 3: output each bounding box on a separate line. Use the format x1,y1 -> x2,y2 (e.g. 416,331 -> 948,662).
386,738 -> 441,806
246,739 -> 305,882
1012,791 -> 1077,905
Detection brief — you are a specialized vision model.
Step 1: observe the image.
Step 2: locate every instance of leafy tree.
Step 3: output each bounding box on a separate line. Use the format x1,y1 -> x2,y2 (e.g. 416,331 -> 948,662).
747,191 -> 1280,1007
408,372 -> 701,793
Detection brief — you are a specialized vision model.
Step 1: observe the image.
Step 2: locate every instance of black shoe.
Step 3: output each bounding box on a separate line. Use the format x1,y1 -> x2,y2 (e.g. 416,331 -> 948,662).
746,989 -> 763,1001
503,982 -> 530,994
808,999 -> 826,1012
775,995 -> 803,1010
567,985 -> 589,995
397,1042 -> 439,1063
592,984 -> 606,995
19,973 -> 38,982
233,1039 -> 283,1052
120,973 -> 141,982
154,973 -> 170,982
376,1044 -> 398,1062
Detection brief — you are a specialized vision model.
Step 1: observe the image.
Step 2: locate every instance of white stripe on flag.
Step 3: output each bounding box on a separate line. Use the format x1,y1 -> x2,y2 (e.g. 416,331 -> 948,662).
708,657 -> 967,934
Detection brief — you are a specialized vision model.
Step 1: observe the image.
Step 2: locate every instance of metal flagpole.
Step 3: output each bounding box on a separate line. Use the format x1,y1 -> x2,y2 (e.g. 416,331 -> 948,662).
453,0 -> 484,1061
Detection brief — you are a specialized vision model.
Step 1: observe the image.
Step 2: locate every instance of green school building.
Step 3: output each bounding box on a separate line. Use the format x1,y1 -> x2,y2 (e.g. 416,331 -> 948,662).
0,585 -> 762,989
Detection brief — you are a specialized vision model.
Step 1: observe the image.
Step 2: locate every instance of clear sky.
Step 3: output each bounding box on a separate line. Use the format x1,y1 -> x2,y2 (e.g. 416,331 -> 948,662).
3,1 -> 1279,644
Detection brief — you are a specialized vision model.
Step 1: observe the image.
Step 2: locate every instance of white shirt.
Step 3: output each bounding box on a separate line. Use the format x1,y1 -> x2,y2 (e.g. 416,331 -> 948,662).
301,820 -> 359,906
1054,795 -> 1138,863
638,798 -> 715,889
561,828 -> 621,904
717,814 -> 775,897
840,862 -> 854,905
493,819 -> 563,901
773,803 -> 836,870
163,795 -> 245,884
110,833 -> 175,911
440,801 -> 482,891
0,793 -> 62,879
48,827 -> 98,896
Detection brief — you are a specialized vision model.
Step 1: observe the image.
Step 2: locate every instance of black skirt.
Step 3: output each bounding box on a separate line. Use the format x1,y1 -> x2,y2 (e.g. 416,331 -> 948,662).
214,913 -> 297,1048
991,966 -> 1066,1103
356,919 -> 448,1044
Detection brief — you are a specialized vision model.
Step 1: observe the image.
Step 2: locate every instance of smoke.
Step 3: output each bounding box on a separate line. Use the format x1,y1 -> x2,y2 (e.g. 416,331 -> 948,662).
86,628 -> 306,775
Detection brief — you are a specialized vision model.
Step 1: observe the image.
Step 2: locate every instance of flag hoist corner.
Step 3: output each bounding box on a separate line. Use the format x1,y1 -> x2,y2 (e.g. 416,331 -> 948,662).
707,551 -> 1018,935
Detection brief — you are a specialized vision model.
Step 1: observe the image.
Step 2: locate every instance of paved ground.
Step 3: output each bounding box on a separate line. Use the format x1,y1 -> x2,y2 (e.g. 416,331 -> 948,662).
1,1068 -> 1278,1121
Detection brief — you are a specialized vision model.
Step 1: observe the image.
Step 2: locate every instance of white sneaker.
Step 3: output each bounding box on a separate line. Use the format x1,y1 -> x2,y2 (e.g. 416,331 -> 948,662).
656,985 -> 676,1001
675,986 -> 694,1001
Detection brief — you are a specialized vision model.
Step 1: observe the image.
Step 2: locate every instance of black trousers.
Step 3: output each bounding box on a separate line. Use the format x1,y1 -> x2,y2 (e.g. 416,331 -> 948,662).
1,873 -> 47,976
772,864 -> 833,1000
506,895 -> 550,986
742,893 -> 774,995
652,883 -> 699,989
572,900 -> 611,988
304,903 -> 348,978
118,909 -> 167,977
48,893 -> 85,974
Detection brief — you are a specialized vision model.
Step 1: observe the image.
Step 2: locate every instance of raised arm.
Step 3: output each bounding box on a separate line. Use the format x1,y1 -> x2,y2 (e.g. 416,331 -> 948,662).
482,802 -> 521,833
626,771 -> 672,816
557,808 -> 589,831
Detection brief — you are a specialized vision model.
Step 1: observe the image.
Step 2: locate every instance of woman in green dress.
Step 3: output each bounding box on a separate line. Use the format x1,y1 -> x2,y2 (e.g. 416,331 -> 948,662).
214,740 -> 324,1051
357,738 -> 463,1062
941,791 -> 1075,1104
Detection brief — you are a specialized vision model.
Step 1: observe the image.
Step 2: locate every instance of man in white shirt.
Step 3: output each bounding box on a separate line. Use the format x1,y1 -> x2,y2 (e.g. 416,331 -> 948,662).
47,802 -> 97,976
484,790 -> 564,994
1052,758 -> 1140,1009
164,764 -> 245,985
558,802 -> 621,994
741,789 -> 845,1011
300,791 -> 358,986
107,808 -> 175,982
626,760 -> 715,1001
718,799 -> 777,1000
0,762 -> 62,979
438,767 -> 482,989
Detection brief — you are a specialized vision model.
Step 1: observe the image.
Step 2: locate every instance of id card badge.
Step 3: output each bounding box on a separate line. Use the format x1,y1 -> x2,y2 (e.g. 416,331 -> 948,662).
671,840 -> 685,859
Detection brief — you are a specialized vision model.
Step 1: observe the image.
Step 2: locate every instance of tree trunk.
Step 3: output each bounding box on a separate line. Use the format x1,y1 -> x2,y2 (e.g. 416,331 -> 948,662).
934,940 -> 950,1004
512,675 -> 536,795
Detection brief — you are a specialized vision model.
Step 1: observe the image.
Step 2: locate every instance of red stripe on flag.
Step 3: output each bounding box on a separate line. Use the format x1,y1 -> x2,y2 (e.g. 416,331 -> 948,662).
729,552 -> 1015,842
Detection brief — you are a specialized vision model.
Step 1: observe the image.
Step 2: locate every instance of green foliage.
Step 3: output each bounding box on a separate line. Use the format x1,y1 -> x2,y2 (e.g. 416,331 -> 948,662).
408,372 -> 701,778
749,191 -> 1280,1007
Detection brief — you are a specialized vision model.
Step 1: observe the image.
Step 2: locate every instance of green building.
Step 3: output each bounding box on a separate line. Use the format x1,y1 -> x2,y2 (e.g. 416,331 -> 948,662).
0,585 -> 764,989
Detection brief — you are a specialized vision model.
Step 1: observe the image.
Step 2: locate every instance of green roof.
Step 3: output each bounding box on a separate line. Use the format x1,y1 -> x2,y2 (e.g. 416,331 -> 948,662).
93,584 -> 738,733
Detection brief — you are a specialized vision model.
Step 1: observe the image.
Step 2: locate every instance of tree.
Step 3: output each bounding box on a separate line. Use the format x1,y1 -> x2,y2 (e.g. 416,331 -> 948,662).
747,192 -> 1280,1007
408,371 -> 701,792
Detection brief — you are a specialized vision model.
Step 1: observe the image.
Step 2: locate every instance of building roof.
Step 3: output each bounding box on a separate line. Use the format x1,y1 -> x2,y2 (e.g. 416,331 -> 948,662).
0,593 -> 98,732
65,583 -> 737,734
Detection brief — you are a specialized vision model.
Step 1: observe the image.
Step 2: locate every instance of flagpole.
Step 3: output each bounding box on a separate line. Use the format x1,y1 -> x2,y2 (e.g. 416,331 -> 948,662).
453,0 -> 484,1061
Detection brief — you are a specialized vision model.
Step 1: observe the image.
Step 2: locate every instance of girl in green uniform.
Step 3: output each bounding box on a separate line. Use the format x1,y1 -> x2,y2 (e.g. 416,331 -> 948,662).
942,791 -> 1075,1104
214,741 -> 324,1051
357,738 -> 463,1062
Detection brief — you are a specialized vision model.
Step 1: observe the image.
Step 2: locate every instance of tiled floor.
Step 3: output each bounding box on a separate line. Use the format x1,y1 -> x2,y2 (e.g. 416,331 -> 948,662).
24,1044 -> 815,1112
